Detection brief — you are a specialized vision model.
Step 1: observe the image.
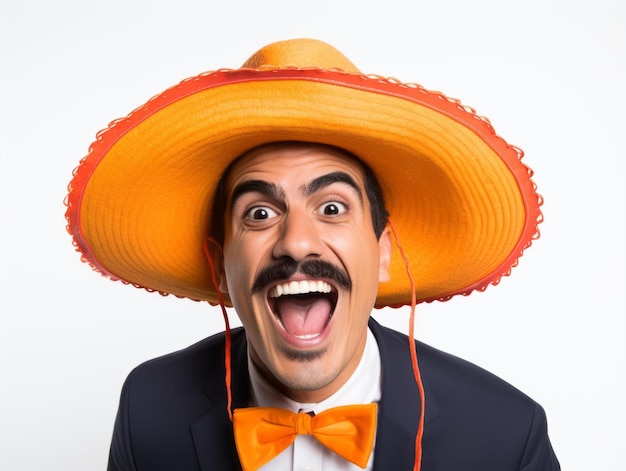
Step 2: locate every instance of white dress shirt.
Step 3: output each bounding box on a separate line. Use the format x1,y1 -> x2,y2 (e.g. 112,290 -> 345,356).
248,328 -> 382,471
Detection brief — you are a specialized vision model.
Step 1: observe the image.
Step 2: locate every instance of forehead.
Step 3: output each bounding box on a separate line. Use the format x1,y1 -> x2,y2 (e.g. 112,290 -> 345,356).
225,143 -> 367,192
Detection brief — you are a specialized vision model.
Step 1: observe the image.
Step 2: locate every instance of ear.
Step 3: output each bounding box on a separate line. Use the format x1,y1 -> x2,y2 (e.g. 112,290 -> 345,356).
378,227 -> 392,283
205,238 -> 229,294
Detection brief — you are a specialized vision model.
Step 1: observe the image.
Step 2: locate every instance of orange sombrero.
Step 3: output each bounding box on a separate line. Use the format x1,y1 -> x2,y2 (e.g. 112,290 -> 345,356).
65,38 -> 542,308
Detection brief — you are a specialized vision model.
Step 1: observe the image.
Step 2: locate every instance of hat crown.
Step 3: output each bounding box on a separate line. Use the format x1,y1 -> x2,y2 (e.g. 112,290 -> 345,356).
241,38 -> 361,73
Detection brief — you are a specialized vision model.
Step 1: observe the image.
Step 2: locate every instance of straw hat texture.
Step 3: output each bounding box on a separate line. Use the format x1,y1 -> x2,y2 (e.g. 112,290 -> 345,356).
65,38 -> 542,307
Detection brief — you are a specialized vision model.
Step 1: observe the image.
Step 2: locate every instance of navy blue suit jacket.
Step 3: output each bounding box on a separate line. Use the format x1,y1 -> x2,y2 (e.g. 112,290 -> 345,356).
108,318 -> 560,470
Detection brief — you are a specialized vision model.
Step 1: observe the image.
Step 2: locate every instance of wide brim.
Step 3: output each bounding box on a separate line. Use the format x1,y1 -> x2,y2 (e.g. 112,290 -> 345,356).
66,68 -> 541,307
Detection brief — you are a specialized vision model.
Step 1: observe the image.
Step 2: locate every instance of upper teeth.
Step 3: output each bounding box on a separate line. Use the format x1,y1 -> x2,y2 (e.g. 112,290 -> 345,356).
269,280 -> 332,298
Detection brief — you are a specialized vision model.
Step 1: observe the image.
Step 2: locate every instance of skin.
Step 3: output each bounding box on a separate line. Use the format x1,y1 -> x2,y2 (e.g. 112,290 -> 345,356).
216,143 -> 391,403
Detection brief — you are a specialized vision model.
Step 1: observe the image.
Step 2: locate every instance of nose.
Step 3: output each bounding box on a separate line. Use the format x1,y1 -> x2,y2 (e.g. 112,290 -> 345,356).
272,208 -> 324,261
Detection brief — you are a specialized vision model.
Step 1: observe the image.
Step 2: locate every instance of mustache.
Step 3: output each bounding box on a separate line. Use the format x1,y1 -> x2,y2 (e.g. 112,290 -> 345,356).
252,258 -> 352,294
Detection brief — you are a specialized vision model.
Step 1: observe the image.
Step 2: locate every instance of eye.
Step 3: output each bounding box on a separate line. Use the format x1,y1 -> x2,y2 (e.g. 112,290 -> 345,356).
318,201 -> 348,216
245,206 -> 278,220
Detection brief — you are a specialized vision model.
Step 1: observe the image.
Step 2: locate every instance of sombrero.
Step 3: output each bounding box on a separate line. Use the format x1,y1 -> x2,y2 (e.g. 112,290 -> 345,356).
65,38 -> 542,308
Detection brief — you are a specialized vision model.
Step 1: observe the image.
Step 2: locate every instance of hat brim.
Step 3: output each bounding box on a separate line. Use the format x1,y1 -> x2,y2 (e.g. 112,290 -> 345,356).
66,68 -> 541,307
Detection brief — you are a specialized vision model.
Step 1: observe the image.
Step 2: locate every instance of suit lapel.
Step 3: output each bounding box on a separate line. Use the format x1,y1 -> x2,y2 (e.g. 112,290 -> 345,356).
369,318 -> 440,470
191,407 -> 240,471
191,328 -> 250,471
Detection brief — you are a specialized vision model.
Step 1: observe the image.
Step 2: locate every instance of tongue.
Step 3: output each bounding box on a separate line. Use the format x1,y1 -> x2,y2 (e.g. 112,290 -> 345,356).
275,295 -> 332,337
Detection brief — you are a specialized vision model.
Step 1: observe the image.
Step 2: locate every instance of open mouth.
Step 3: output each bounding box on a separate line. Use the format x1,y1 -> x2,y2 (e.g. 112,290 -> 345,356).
268,280 -> 338,340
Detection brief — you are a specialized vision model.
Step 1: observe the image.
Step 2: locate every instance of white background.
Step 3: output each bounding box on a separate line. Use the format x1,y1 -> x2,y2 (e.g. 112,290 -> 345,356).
1,0 -> 623,469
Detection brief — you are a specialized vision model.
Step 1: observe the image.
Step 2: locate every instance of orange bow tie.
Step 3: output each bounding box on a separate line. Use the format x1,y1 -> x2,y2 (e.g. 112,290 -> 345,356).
232,403 -> 378,470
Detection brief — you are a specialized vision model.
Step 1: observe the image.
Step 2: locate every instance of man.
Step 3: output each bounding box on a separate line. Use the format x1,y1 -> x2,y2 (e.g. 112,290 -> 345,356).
66,39 -> 560,470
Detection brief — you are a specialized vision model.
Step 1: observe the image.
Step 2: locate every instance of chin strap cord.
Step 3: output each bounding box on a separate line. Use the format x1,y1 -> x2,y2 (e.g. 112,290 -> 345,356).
204,238 -> 234,422
389,219 -> 424,471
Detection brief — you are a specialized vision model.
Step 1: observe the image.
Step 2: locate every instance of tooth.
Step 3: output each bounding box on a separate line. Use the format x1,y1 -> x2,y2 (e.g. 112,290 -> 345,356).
295,333 -> 321,340
289,281 -> 299,295
276,284 -> 283,297
299,280 -> 309,293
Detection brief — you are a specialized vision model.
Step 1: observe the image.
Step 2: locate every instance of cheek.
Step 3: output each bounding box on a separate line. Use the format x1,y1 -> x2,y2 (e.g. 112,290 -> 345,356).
222,242 -> 265,330
222,231 -> 274,296
328,229 -> 382,286
222,237 -> 253,297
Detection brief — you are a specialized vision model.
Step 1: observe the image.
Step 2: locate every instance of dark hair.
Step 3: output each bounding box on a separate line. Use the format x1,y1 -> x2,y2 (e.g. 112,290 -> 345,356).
209,143 -> 389,245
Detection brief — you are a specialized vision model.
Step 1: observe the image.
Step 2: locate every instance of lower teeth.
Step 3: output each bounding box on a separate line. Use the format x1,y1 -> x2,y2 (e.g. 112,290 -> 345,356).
294,333 -> 321,340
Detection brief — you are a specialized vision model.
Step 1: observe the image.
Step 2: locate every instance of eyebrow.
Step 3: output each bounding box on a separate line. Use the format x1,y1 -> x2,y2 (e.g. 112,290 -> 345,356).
230,180 -> 285,208
229,171 -> 363,208
302,171 -> 363,201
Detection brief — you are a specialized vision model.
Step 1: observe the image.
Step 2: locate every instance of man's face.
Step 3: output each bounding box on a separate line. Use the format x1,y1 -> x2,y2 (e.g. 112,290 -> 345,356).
219,144 -> 391,403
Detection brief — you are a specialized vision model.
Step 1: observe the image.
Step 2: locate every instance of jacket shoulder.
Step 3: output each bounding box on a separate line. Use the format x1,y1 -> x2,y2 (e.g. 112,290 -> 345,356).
109,328 -> 247,471
374,320 -> 536,408
126,328 -> 245,385
370,319 -> 560,470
